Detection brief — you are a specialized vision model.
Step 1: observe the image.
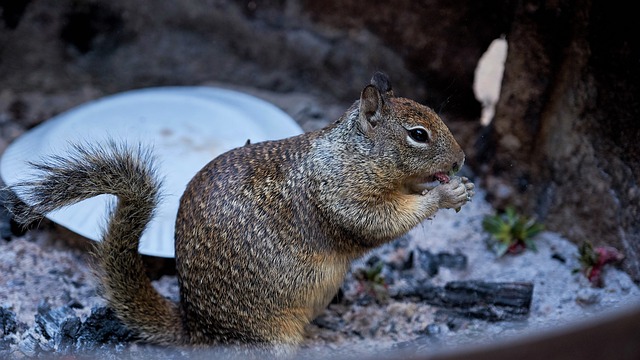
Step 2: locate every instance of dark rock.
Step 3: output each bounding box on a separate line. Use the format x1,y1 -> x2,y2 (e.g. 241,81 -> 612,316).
68,300 -> 85,309
444,314 -> 469,332
415,249 -> 469,277
436,251 -> 468,270
416,250 -> 440,277
551,253 -> 567,263
312,314 -> 344,332
398,251 -> 415,270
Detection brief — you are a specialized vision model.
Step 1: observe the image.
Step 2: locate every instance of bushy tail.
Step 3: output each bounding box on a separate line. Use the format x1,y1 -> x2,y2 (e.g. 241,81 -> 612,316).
6,141 -> 187,345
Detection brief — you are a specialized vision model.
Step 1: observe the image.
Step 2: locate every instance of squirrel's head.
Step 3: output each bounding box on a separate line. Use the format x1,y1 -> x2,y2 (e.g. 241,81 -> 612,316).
354,72 -> 465,193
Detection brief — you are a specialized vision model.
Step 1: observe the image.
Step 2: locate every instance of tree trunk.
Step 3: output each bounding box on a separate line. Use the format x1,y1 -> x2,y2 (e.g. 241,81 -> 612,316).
482,0 -> 640,282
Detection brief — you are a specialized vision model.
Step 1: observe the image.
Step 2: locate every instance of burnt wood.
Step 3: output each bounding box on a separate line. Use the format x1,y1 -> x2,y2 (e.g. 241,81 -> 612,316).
394,280 -> 533,321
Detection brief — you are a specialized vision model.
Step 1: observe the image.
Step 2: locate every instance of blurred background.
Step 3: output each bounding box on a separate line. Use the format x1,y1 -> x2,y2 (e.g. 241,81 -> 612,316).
1,1 -> 640,359
0,1 -> 638,282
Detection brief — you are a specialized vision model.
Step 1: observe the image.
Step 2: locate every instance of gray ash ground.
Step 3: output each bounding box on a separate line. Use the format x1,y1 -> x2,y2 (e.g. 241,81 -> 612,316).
1,187 -> 638,359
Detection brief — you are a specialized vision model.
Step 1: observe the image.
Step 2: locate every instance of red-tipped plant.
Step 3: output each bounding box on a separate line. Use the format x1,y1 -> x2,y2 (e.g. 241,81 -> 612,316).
577,242 -> 625,287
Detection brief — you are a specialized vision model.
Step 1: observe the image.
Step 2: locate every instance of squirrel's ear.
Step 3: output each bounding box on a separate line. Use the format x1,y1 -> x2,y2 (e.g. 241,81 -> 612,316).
370,72 -> 394,98
358,84 -> 383,134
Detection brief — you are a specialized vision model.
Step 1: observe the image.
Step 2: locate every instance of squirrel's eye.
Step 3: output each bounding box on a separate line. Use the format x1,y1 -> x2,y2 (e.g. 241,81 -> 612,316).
408,128 -> 429,143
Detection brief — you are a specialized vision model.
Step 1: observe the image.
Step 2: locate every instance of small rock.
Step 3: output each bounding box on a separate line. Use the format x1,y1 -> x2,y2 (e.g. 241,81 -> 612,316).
312,314 -> 343,332
416,250 -> 439,277
551,252 -> 566,263
420,323 -> 441,337
354,293 -> 377,307
576,288 -> 600,306
415,249 -> 469,277
436,251 -> 467,270
446,316 -> 468,332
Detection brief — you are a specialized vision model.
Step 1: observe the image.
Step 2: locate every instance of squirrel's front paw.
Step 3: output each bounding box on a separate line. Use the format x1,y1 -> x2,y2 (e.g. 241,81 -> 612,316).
435,176 -> 475,210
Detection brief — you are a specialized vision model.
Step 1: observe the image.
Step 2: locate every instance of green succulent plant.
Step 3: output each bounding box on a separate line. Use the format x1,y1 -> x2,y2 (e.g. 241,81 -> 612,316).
482,207 -> 544,257
354,260 -> 389,302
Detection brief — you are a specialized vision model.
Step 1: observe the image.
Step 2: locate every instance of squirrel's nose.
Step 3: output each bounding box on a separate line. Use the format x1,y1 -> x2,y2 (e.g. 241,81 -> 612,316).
452,155 -> 465,173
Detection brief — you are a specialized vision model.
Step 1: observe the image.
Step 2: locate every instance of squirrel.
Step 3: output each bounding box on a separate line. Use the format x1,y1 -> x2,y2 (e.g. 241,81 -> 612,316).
7,72 -> 474,355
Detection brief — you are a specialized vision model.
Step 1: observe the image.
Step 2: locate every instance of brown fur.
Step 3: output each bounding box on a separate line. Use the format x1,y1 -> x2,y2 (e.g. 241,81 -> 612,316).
5,73 -> 474,355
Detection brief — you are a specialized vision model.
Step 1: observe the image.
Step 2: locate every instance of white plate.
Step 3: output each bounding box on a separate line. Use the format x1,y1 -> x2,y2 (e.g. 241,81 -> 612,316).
0,86 -> 303,257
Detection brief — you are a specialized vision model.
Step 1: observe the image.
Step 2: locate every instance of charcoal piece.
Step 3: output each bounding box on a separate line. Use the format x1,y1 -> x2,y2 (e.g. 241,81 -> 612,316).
436,252 -> 467,270
0,307 -> 19,352
1,307 -> 18,336
551,253 -> 567,263
18,334 -> 39,357
416,250 -> 439,277
68,300 -> 85,309
400,250 -> 415,270
30,303 -> 82,353
393,280 -> 534,321
415,249 -> 469,277
56,316 -> 82,351
27,304 -> 134,355
312,314 -> 344,331
75,306 -> 135,351
442,281 -> 533,309
34,303 -> 77,341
